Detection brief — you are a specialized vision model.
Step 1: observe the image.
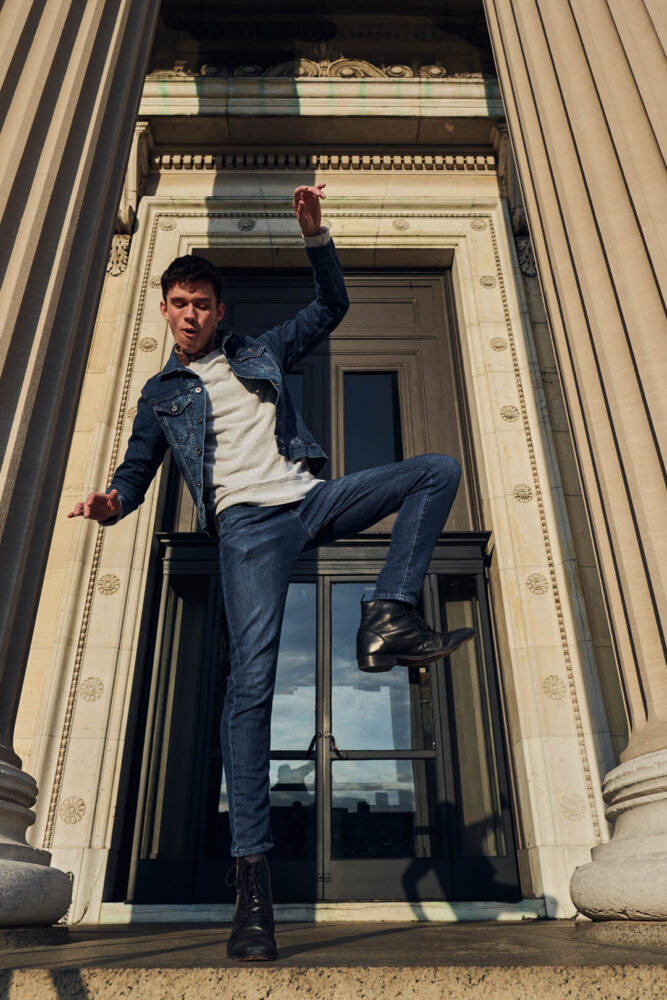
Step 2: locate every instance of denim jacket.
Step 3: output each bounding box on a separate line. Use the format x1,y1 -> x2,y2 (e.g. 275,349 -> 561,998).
108,238 -> 349,533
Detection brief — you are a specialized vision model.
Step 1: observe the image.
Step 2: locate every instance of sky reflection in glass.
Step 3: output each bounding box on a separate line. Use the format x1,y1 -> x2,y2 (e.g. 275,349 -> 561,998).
331,583 -> 431,750
271,582 -> 316,750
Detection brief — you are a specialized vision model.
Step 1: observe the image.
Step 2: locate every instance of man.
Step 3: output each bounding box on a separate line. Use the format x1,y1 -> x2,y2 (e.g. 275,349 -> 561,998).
69,184 -> 473,960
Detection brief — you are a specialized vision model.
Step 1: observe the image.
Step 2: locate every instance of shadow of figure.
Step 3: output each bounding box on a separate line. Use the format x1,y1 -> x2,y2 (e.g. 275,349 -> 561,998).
402,802 -> 524,922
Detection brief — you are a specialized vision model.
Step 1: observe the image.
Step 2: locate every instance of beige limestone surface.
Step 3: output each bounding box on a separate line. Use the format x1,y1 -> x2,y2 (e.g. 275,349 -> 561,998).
1,922 -> 667,999
20,173 -> 616,923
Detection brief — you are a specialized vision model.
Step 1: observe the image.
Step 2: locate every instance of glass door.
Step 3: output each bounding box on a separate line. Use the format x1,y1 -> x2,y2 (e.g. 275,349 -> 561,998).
123,534 -> 519,905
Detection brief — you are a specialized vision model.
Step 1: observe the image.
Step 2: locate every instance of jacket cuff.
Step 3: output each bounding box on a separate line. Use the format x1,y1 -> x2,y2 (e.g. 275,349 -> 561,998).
303,226 -> 331,247
100,494 -> 124,527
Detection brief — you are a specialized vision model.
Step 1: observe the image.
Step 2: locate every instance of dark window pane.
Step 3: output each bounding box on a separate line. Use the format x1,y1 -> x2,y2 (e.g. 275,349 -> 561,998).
344,372 -> 403,474
285,371 -> 304,414
438,575 -> 506,858
331,759 -> 442,859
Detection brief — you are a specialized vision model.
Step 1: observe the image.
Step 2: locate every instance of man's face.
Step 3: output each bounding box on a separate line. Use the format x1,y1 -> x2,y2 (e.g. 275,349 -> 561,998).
160,280 -> 225,355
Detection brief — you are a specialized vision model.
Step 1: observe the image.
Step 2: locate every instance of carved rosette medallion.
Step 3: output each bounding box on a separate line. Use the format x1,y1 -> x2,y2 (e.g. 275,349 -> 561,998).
526,573 -> 549,595
59,797 -> 86,825
80,677 -> 104,702
560,793 -> 586,821
126,405 -> 138,422
471,218 -> 488,231
392,218 -> 410,231
149,276 -> 162,289
542,675 -> 567,700
480,274 -> 496,288
139,337 -> 158,352
500,405 -> 519,422
107,234 -> 131,276
98,574 -> 120,596
237,217 -> 256,232
512,484 -> 533,503
158,218 -> 177,231
489,337 -> 507,351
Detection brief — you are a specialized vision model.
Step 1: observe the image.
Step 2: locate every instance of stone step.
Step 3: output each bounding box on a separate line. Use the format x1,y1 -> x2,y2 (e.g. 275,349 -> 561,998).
1,921 -> 666,999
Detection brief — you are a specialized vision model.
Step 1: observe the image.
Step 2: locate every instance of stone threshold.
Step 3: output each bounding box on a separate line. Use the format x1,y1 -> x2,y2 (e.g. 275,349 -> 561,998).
99,899 -> 546,924
1,921 -> 666,1000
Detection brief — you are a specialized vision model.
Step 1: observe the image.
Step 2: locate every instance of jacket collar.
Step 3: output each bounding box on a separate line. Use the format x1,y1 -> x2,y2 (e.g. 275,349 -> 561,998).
158,329 -> 234,378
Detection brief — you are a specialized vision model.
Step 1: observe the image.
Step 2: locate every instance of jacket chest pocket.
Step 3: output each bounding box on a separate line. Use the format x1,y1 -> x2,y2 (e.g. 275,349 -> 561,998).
152,393 -> 194,443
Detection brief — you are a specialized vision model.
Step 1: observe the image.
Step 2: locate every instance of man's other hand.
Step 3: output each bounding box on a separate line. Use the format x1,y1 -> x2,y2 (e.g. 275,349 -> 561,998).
67,489 -> 121,522
293,183 -> 326,237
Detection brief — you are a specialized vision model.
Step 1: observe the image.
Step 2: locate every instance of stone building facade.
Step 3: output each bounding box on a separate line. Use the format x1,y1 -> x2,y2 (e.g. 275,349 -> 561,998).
0,0 -> 664,926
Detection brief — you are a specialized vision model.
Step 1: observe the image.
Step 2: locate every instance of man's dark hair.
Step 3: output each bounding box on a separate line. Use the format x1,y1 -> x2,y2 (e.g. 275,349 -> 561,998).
161,255 -> 223,304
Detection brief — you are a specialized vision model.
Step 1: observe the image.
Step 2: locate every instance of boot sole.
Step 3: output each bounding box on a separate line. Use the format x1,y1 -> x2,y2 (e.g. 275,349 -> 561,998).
227,950 -> 278,961
357,632 -> 475,673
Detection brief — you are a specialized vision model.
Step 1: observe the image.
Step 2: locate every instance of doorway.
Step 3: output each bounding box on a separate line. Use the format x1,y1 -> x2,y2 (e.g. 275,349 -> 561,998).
122,270 -> 519,904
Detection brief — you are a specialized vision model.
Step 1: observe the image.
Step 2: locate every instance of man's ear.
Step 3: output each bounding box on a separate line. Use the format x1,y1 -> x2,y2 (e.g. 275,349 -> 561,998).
159,299 -> 168,320
216,301 -> 225,323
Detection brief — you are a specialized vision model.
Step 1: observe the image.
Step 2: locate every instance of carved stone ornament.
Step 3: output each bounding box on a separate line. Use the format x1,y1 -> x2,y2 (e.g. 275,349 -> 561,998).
58,796 -> 86,825
117,121 -> 152,233
490,337 -> 507,351
516,235 -> 537,277
106,234 -> 131,276
471,218 -> 488,231
237,217 -> 256,232
542,675 -> 567,700
158,218 -> 177,231
126,405 -> 138,422
98,574 -> 120,596
154,150 -> 495,173
526,573 -> 549,595
147,49 -> 493,82
561,793 -> 586,821
392,218 -> 410,231
512,484 -> 533,502
149,276 -> 162,288
79,677 -> 104,702
139,337 -> 158,352
480,274 -> 496,288
495,126 -> 511,200
500,405 -> 519,422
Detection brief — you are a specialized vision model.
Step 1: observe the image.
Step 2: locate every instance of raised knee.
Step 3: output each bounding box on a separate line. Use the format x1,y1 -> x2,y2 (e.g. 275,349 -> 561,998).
423,453 -> 461,486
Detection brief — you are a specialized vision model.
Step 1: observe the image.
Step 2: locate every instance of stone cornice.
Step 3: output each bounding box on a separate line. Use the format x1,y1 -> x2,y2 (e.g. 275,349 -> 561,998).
151,151 -> 496,172
140,76 -> 502,118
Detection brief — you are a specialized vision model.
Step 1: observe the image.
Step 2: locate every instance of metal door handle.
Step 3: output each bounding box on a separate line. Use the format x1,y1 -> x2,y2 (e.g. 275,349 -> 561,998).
324,731 -> 349,759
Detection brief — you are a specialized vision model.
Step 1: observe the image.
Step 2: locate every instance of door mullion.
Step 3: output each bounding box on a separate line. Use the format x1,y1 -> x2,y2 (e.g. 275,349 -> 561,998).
425,573 -> 456,890
316,574 -> 331,898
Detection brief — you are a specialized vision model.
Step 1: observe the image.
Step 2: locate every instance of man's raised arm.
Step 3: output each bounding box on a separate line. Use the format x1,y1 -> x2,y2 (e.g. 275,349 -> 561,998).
258,184 -> 349,370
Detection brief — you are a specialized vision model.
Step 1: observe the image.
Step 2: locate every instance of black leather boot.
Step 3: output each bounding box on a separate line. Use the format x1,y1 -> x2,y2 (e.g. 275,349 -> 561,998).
356,598 -> 476,672
226,855 -> 277,961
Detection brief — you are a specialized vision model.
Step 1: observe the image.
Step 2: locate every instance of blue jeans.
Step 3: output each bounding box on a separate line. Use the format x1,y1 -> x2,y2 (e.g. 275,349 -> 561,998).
217,453 -> 461,856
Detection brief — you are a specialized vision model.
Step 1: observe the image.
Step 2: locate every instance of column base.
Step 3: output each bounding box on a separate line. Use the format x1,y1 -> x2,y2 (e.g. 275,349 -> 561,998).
570,748 -> 667,921
0,760 -> 72,926
0,860 -> 72,926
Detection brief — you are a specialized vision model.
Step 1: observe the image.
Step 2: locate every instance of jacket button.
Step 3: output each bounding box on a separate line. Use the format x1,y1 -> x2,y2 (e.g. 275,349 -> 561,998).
194,386 -> 202,393
197,449 -> 202,456
197,481 -> 202,487
197,417 -> 203,424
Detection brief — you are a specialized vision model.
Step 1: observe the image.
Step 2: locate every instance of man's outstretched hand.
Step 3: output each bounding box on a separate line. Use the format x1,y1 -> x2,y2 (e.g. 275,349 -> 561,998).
68,489 -> 121,522
293,183 -> 326,237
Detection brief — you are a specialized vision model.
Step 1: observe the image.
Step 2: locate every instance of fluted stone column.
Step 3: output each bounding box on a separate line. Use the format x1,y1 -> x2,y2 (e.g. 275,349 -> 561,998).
0,0 -> 160,925
483,0 -> 667,919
